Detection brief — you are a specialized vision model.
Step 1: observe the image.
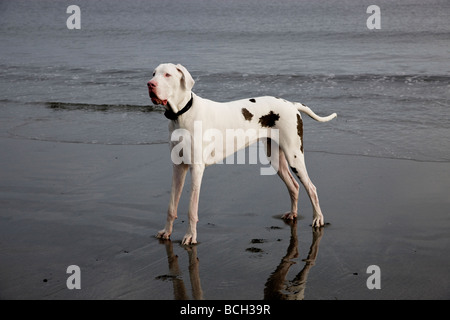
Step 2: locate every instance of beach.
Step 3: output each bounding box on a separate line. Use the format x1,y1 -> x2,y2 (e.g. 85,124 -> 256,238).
1,136 -> 448,299
1,0 -> 449,300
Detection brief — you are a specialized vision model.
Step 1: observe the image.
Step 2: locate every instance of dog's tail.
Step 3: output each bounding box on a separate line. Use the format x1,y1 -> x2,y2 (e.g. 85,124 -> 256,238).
296,103 -> 337,122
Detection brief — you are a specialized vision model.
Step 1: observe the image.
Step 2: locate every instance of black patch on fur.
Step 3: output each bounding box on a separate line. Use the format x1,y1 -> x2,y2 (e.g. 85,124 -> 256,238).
290,166 -> 298,174
241,108 -> 253,121
296,113 -> 304,153
259,111 -> 280,128
249,98 -> 256,103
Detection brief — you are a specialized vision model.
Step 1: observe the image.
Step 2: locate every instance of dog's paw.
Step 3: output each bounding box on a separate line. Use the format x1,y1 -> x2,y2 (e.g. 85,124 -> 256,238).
156,229 -> 171,240
182,233 -> 197,245
312,215 -> 324,227
281,212 -> 297,220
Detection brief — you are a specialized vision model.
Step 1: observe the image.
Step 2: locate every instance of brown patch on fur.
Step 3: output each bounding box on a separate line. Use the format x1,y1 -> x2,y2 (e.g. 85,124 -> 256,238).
296,113 -> 304,153
259,111 -> 280,128
241,108 -> 253,121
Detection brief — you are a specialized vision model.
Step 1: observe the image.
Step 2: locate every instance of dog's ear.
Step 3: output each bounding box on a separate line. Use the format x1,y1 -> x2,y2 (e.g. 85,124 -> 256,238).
176,64 -> 195,91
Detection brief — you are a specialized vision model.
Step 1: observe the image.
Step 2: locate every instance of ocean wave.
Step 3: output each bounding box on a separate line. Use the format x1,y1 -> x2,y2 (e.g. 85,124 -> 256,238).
1,99 -> 165,113
2,61 -> 448,85
197,72 -> 450,84
45,101 -> 164,113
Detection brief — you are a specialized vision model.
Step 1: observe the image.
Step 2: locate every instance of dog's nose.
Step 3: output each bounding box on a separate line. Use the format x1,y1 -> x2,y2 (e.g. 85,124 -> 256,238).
147,80 -> 157,88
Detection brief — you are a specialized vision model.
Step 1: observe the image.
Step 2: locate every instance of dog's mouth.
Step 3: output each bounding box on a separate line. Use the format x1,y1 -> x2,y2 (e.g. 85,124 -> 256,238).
149,91 -> 168,106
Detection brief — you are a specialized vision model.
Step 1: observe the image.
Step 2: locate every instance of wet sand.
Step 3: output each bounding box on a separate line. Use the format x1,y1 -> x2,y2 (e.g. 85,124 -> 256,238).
0,137 -> 449,300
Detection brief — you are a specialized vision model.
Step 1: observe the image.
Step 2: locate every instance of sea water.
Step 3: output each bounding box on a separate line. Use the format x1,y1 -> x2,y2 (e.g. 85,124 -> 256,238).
1,0 -> 449,162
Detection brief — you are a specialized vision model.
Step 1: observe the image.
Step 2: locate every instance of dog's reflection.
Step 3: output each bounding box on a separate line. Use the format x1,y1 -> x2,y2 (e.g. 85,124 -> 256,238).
158,220 -> 323,300
264,220 -> 324,300
158,239 -> 203,300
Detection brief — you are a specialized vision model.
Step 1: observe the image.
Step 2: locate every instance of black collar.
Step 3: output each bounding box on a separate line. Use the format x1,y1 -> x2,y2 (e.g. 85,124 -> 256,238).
164,94 -> 194,121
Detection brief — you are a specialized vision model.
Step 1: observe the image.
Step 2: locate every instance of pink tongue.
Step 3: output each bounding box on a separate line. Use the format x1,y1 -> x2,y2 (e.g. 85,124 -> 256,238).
162,100 -> 168,106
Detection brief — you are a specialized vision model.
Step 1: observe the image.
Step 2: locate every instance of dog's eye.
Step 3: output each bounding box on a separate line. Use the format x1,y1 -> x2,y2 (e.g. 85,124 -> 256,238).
164,73 -> 171,78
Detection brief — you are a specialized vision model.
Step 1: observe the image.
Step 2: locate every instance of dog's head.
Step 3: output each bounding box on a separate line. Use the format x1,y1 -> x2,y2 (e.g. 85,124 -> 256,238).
147,63 -> 195,112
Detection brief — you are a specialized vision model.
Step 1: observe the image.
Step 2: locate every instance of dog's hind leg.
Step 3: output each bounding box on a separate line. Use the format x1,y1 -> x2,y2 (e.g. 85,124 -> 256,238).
263,139 -> 299,219
287,151 -> 324,227
277,113 -> 325,227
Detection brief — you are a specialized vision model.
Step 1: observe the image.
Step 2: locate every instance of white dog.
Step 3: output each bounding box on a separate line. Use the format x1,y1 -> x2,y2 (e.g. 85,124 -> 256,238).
148,63 -> 336,245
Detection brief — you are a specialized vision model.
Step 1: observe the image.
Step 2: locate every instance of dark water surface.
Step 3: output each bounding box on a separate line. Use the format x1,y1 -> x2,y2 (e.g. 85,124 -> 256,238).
1,0 -> 449,161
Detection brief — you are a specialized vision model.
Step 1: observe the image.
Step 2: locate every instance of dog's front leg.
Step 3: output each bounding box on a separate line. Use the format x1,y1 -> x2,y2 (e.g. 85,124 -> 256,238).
157,163 -> 189,240
182,164 -> 205,245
